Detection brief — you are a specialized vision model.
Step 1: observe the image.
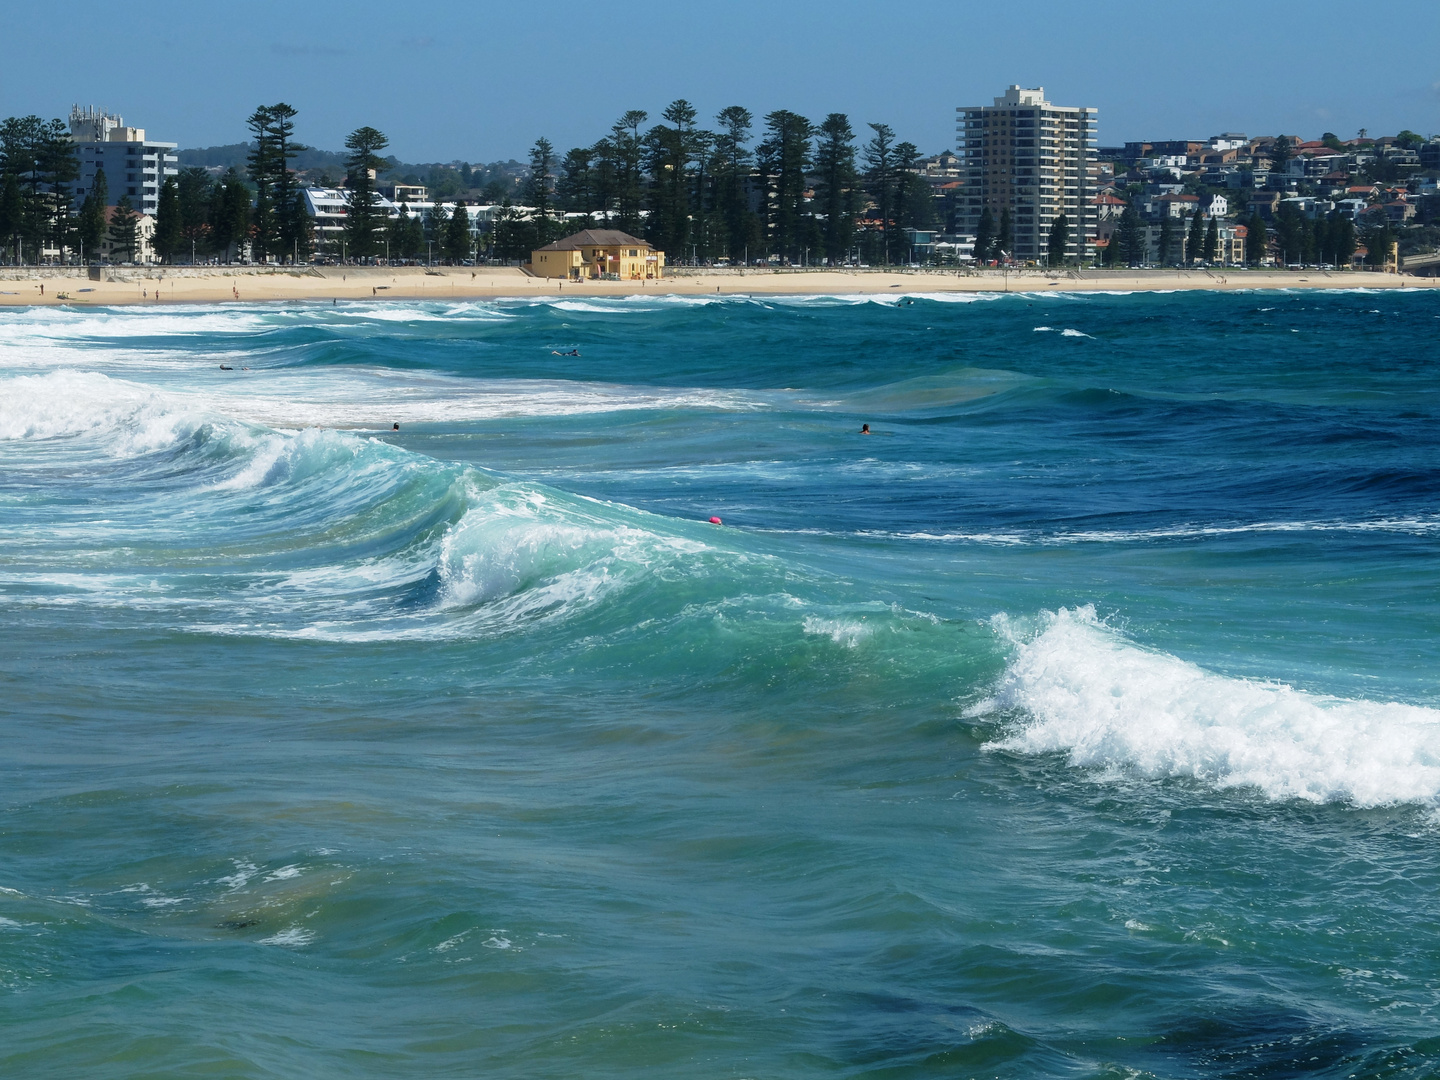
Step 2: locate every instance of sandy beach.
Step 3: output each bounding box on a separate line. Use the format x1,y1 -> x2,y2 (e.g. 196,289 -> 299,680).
0,264 -> 1433,306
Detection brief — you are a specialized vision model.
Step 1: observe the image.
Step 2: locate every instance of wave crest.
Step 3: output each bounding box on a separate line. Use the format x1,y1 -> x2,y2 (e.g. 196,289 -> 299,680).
983,606 -> 1440,807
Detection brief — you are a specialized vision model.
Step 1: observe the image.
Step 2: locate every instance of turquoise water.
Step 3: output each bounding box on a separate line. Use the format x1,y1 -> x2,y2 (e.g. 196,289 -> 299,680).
3,290 -> 1440,1078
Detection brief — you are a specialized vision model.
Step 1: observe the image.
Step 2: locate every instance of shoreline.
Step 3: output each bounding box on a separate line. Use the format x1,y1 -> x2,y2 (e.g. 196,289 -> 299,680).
0,265 -> 1434,307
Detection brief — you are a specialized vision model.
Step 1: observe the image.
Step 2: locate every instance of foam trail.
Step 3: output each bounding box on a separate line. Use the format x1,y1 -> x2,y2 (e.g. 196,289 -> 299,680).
981,606 -> 1440,807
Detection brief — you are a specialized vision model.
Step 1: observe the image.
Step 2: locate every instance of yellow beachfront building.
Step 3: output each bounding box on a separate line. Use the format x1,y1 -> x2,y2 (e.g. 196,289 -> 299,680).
529,229 -> 665,280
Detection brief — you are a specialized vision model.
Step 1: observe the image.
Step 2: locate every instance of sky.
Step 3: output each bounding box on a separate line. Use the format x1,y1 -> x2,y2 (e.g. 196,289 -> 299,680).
2,0 -> 1437,163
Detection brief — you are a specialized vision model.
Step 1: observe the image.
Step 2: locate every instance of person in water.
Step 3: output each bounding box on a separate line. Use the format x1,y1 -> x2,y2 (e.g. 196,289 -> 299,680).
550,349 -> 581,357
392,422 -> 400,431
860,423 -> 871,434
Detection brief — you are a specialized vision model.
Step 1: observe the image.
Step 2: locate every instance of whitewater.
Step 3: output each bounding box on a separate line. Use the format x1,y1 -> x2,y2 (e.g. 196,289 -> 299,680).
3,290 -> 1440,1079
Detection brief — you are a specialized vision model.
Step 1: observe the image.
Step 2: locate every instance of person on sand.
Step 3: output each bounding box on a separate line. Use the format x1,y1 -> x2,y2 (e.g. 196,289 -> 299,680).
860,423 -> 871,434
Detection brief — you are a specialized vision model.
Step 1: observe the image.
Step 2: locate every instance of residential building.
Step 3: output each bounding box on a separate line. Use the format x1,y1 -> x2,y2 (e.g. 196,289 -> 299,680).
1336,198 -> 1370,221
1153,193 -> 1199,219
1278,197 -> 1331,219
1142,220 -> 1245,265
918,150 -> 962,181
1092,192 -> 1127,220
69,106 -> 177,218
956,85 -> 1097,262
529,229 -> 664,280
1383,199 -> 1417,225
301,187 -> 508,253
1420,138 -> 1440,171
97,205 -> 155,263
1248,191 -> 1282,219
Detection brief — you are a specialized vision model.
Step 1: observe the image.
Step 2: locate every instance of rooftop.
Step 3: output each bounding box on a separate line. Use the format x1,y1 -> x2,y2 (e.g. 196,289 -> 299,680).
538,229 -> 652,251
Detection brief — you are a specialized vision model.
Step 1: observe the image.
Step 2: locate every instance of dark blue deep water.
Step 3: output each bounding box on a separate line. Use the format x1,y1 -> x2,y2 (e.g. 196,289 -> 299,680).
3,289 -> 1440,1078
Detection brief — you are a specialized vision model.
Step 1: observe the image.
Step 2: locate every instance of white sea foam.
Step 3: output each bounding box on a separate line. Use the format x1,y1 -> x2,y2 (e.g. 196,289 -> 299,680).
802,615 -> 873,648
866,516 -> 1440,545
216,860 -> 260,890
0,370 -> 205,453
257,925 -> 314,947
981,606 -> 1440,807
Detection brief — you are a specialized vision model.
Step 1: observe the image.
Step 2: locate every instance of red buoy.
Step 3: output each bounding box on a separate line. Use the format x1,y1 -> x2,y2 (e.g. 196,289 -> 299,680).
709,516 -> 722,525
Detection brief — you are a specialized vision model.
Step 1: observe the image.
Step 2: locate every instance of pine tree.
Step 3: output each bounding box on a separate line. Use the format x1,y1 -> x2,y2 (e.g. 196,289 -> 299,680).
405,212 -> 425,260
1,115 -> 45,261
154,178 -> 183,263
557,146 -> 596,215
644,101 -> 696,261
107,195 -> 140,262
211,170 -> 251,263
1274,203 -> 1304,265
893,141 -> 934,257
713,106 -> 757,263
1101,230 -> 1119,266
863,123 -> 896,264
246,105 -> 277,261
0,172 -> 20,261
1203,216 -> 1219,263
1186,210 -> 1205,264
426,201 -> 449,261
286,189 -> 312,263
1046,213 -> 1069,267
1158,216 -> 1174,266
1246,212 -> 1267,265
76,166 -> 108,260
610,111 -> 647,235
177,166 -> 212,261
1361,220 -> 1394,268
973,207 -> 994,264
815,113 -> 858,265
343,126 -> 389,260
445,202 -> 471,263
758,110 -> 813,263
1330,213 -> 1356,267
1117,206 -> 1145,265
38,119 -> 79,259
997,207 -> 1012,260
525,138 -> 556,219
246,103 -> 309,262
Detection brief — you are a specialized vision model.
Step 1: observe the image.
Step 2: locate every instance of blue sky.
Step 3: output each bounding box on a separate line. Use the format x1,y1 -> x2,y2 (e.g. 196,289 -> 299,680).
3,0 -> 1436,161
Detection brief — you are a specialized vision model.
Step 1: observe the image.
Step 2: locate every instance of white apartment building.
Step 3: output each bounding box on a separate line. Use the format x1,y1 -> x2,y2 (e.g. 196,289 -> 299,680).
956,86 -> 1097,262
301,186 -> 509,252
69,107 -> 177,217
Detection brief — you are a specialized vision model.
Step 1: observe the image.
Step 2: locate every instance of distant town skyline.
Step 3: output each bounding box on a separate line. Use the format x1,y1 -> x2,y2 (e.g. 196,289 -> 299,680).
2,0 -> 1437,162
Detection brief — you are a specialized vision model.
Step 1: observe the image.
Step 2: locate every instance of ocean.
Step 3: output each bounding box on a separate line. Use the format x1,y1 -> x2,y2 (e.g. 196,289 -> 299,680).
2,288 -> 1439,1078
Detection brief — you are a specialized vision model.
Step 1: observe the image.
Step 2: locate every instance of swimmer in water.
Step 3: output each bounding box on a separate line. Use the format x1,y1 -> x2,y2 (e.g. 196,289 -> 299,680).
392,422 -> 400,431
860,423 -> 871,434
219,364 -> 233,371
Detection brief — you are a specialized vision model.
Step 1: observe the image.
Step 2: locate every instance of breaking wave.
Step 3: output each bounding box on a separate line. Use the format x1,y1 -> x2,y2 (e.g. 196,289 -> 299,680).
978,606 -> 1440,807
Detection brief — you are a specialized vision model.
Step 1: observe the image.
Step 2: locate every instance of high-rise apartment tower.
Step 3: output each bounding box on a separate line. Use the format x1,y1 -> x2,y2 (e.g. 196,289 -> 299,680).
69,106 -> 178,218
956,86 -> 1096,262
